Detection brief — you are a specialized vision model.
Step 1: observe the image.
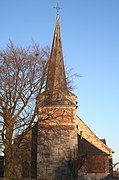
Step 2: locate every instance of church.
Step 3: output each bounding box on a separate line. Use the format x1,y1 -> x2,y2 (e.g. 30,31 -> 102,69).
1,13 -> 113,180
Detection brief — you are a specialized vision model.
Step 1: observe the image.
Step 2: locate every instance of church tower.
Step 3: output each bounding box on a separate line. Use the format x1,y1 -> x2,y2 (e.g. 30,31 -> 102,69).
37,15 -> 78,180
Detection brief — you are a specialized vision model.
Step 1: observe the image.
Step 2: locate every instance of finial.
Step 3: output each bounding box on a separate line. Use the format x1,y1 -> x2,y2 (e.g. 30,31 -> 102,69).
54,2 -> 62,18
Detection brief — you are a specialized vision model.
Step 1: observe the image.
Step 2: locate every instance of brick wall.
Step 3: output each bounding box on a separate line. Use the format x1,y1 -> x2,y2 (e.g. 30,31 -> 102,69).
86,155 -> 109,173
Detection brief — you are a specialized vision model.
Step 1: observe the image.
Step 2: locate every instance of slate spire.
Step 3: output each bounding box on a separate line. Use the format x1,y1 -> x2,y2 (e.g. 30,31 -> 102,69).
45,16 -> 67,97
38,16 -> 76,106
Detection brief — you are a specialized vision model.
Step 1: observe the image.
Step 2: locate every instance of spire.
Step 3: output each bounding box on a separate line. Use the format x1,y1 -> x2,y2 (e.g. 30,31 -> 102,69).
38,15 -> 76,107
45,17 -> 68,98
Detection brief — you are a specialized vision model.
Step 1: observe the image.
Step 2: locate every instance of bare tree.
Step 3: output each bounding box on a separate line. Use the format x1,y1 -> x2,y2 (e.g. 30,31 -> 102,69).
0,42 -> 50,178
0,41 -> 79,179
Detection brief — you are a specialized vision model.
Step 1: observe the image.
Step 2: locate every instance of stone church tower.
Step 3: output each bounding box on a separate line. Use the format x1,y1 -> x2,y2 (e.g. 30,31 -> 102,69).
11,13 -> 113,180
37,16 -> 78,180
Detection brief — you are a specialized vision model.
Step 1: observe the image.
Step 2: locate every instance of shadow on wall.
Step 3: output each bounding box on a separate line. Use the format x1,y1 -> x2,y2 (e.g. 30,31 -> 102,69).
0,156 -> 4,178
54,155 -> 86,180
54,158 -> 73,180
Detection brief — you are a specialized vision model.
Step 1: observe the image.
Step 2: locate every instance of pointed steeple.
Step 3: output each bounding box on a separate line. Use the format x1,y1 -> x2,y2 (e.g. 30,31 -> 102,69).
38,16 -> 76,106
45,16 -> 67,96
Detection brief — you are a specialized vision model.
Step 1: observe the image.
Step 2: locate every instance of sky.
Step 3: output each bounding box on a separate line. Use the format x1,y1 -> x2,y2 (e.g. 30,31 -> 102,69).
0,0 -> 119,167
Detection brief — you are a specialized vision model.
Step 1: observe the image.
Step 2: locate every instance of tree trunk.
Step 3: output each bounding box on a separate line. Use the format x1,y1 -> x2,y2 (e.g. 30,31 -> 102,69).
3,121 -> 16,178
4,144 -> 16,178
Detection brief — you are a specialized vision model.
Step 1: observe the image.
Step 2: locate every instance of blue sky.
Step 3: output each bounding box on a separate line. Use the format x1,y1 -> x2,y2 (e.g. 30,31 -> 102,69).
0,0 -> 119,166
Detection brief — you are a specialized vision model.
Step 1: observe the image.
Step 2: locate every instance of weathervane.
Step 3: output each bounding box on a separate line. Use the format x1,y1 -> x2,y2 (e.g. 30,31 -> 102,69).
54,2 -> 62,17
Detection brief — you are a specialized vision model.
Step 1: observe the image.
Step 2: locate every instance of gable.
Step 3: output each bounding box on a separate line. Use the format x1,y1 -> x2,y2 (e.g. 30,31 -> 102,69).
75,116 -> 113,157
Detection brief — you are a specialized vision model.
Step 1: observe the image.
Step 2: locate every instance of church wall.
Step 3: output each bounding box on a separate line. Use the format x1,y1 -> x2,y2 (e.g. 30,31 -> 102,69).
37,106 -> 78,180
31,124 -> 38,178
78,135 -> 110,175
14,131 -> 32,178
86,155 -> 109,174
76,116 -> 112,156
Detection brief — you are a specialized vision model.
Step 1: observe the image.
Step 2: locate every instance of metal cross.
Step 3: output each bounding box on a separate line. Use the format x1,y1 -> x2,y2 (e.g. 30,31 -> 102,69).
54,2 -> 62,16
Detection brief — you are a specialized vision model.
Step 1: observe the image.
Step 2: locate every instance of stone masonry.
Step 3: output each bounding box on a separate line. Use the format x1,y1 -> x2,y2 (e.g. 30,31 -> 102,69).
37,106 -> 78,180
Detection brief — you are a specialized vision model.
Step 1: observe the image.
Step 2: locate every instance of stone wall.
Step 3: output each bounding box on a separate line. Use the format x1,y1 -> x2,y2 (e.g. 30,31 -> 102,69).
14,130 -> 33,178
37,106 -> 78,180
83,173 -> 109,180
